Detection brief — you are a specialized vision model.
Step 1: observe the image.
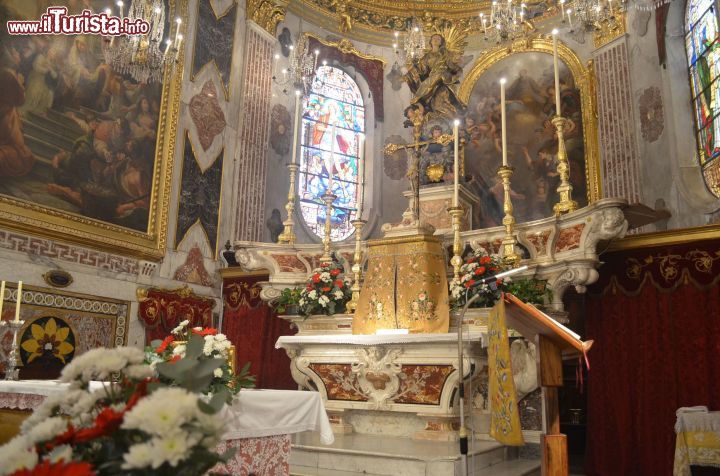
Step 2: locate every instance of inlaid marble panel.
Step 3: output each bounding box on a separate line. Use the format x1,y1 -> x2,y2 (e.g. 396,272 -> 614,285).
192,0 -> 238,95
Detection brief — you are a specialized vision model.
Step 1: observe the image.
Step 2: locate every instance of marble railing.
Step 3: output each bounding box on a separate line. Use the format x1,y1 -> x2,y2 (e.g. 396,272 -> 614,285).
233,198 -> 628,311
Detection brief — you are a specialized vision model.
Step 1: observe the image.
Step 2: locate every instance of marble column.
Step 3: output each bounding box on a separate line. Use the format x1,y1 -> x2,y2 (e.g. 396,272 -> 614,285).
593,38 -> 644,205
235,20 -> 276,242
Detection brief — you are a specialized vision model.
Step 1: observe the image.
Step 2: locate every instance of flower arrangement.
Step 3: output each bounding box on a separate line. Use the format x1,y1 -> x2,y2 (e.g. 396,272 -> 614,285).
272,288 -> 302,315
298,262 -> 351,316
506,278 -> 550,306
146,320 -> 255,401
0,346 -> 231,475
449,249 -> 508,310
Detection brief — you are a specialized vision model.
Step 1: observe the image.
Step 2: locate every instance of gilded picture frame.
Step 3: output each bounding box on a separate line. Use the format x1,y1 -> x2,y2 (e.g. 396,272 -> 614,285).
458,36 -> 602,206
0,0 -> 187,261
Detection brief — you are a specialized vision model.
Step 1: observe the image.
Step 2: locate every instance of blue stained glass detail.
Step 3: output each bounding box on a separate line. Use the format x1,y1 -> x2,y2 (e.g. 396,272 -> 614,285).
686,0 -> 720,197
298,66 -> 365,240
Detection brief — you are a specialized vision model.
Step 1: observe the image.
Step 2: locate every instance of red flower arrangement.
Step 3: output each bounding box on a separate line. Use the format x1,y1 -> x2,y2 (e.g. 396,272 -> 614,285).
298,261 -> 352,316
450,249 -> 507,309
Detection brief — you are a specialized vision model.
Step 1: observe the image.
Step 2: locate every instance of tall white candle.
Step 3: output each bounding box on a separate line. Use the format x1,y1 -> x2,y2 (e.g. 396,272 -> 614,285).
0,281 -> 5,319
567,9 -> 573,28
552,29 -> 561,117
291,90 -> 301,165
357,134 -> 365,216
560,0 -> 565,19
13,281 -> 22,323
453,119 -> 460,207
500,78 -> 508,167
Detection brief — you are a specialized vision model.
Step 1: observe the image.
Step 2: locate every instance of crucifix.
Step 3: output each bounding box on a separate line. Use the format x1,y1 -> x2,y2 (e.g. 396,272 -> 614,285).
383,116 -> 455,224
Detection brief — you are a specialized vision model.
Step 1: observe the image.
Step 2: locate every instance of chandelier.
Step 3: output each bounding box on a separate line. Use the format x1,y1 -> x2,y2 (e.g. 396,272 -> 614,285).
103,0 -> 183,84
567,0 -> 626,31
273,33 -> 320,95
480,0 -> 530,43
392,17 -> 426,63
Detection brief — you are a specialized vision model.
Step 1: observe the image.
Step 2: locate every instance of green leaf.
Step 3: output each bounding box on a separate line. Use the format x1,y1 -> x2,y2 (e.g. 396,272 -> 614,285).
186,332 -> 205,359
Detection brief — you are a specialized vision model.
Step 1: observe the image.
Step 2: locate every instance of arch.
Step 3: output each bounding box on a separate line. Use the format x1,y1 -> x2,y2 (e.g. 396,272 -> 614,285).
298,65 -> 365,241
684,0 -> 720,197
458,37 -> 601,203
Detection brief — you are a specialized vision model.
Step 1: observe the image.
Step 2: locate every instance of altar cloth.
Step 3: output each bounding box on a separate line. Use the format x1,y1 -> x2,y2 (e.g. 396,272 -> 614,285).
674,409 -> 720,476
220,389 -> 334,444
276,331 -> 486,348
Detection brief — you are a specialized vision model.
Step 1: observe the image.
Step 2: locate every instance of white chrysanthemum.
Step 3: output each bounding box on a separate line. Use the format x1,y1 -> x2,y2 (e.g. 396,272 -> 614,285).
122,388 -> 199,436
213,368 -> 224,378
172,344 -> 186,356
150,434 -> 193,468
0,436 -> 38,474
333,290 -> 344,300
67,389 -> 105,417
298,299 -> 306,306
60,347 -> 142,383
26,416 -> 67,445
308,290 -> 317,299
172,320 -> 190,335
320,272 -> 331,282
124,364 -> 154,381
122,442 -> 154,469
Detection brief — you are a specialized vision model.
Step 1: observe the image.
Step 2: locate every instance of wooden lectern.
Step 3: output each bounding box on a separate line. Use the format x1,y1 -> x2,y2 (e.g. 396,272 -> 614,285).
504,294 -> 594,476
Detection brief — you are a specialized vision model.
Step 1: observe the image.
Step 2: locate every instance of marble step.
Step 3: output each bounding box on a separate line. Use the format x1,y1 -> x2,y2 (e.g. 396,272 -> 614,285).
290,459 -> 540,476
290,433 -> 540,476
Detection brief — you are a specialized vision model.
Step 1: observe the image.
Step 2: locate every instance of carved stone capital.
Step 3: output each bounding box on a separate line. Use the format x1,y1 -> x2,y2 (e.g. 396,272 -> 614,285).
586,207 -> 628,252
547,265 -> 600,310
246,0 -> 287,35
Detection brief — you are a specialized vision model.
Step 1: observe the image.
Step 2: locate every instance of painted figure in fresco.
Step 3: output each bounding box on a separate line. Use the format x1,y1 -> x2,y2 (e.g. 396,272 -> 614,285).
403,34 -> 466,120
0,67 -> 35,177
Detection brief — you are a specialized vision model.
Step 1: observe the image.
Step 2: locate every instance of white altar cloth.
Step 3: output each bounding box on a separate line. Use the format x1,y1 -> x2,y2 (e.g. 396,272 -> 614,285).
0,382 -> 333,445
276,331 -> 487,348
220,389 -> 334,444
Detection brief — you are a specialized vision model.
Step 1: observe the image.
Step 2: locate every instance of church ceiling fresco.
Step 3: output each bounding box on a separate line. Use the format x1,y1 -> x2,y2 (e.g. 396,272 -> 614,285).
290,0 -> 556,40
0,0 -> 184,259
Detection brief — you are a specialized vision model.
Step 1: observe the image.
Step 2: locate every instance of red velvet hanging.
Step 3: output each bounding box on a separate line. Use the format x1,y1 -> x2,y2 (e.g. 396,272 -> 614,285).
137,286 -> 214,344
584,240 -> 720,476
221,272 -> 296,389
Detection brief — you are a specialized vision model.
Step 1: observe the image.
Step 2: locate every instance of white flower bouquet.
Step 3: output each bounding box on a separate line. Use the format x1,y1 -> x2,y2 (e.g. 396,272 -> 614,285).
0,346 -> 231,475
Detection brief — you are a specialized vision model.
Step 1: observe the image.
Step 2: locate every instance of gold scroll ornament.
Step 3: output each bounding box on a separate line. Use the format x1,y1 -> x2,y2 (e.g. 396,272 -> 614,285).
352,234 -> 449,334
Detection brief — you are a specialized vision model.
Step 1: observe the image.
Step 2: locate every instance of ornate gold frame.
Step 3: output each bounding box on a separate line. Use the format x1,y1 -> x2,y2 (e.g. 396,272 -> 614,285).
0,0 -> 187,262
458,36 -> 602,204
304,32 -> 388,65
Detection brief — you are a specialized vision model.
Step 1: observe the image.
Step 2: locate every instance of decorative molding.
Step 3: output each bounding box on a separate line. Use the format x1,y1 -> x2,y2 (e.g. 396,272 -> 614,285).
173,245 -> 216,287
246,0 -> 287,35
593,11 -> 627,48
0,229 -> 139,275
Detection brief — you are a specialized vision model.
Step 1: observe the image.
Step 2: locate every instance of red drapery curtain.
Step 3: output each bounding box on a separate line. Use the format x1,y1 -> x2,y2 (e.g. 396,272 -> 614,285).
221,272 -> 296,389
584,240 -> 720,476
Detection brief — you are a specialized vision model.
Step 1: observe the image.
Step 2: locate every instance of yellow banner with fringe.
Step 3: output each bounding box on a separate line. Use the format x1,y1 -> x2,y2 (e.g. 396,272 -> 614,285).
488,297 -> 525,446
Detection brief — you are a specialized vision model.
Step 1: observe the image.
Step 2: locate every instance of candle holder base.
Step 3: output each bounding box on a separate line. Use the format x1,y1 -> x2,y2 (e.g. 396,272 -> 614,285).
1,320 -> 25,381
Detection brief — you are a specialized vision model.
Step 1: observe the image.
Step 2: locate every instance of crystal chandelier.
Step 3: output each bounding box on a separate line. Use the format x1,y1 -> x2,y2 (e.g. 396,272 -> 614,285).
103,0 -> 183,84
392,17 -> 426,63
566,0 -> 626,31
480,0 -> 530,43
273,33 -> 320,95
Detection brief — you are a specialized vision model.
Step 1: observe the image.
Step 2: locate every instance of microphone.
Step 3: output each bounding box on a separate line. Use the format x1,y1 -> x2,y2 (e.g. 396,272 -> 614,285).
463,265 -> 530,290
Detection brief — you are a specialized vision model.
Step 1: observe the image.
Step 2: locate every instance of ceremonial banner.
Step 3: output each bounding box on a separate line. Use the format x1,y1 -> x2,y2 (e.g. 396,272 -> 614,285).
352,235 -> 449,334
488,297 -> 524,446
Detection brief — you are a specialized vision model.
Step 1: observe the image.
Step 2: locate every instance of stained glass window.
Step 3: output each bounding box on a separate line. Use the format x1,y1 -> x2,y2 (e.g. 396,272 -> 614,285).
299,66 -> 365,240
686,0 -> 720,196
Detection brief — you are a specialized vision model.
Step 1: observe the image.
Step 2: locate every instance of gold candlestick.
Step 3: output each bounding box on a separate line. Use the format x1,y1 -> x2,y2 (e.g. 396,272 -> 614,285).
320,190 -> 337,263
497,166 -> 520,267
346,219 -> 366,313
551,116 -> 578,216
277,163 -> 299,245
448,206 -> 464,281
